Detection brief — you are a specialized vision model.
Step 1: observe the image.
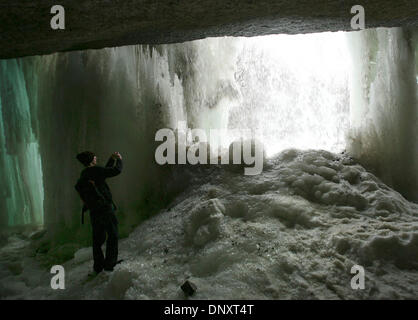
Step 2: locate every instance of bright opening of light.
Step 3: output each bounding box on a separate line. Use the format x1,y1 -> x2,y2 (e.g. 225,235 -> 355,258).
227,32 -> 351,157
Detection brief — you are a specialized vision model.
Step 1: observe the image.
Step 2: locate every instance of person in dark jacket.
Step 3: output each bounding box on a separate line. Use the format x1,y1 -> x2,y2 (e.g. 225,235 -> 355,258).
76,151 -> 123,274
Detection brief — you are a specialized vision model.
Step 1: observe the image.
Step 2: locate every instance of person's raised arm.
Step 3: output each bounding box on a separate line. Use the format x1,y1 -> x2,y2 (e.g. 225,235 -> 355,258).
99,152 -> 123,178
105,157 -> 115,168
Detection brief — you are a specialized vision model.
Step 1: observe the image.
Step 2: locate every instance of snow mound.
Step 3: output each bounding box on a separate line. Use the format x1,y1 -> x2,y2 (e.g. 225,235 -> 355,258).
1,149 -> 418,299
185,199 -> 226,248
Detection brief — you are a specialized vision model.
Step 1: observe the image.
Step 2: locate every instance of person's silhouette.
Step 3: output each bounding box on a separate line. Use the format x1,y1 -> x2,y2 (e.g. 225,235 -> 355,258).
76,151 -> 123,274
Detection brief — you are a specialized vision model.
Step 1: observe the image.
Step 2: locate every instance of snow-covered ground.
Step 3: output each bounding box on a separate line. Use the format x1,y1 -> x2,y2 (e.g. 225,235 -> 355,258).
1,149 -> 418,300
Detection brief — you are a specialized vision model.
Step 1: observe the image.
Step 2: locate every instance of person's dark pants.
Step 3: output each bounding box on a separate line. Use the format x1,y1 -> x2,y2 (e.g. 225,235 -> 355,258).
90,209 -> 118,273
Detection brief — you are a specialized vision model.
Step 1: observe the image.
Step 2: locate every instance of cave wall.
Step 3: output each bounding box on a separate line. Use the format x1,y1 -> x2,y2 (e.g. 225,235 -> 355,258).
1,0 -> 417,59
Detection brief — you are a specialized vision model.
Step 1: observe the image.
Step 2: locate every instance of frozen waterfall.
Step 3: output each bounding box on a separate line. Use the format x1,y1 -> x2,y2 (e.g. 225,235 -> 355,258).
0,27 -> 416,274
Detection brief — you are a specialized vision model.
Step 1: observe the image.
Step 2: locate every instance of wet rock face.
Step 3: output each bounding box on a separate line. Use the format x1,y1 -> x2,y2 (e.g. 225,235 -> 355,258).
1,0 -> 417,59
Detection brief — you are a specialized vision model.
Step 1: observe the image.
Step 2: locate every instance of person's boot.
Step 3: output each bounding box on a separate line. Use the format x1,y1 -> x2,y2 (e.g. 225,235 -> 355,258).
104,259 -> 124,272
87,269 -> 102,278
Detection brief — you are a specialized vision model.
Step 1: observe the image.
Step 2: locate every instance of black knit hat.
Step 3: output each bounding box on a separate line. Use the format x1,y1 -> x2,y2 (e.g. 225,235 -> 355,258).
76,151 -> 95,167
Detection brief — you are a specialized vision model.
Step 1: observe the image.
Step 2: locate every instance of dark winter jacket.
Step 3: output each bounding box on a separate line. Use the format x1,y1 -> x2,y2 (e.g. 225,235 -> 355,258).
80,157 -> 123,213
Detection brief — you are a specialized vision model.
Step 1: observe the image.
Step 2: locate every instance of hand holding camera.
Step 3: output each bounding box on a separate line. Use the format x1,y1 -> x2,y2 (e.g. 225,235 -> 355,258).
111,152 -> 122,160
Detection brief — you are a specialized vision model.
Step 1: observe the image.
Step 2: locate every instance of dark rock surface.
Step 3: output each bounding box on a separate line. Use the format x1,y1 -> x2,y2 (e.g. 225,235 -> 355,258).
0,1 -> 417,59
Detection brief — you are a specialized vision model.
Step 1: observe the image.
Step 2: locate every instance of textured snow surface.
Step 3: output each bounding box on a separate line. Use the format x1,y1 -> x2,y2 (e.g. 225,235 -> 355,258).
1,149 -> 418,299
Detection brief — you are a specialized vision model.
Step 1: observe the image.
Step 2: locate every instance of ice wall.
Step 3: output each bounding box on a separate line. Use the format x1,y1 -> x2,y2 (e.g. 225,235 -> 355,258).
8,39 -> 241,243
0,60 -> 44,228
346,28 -> 418,201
